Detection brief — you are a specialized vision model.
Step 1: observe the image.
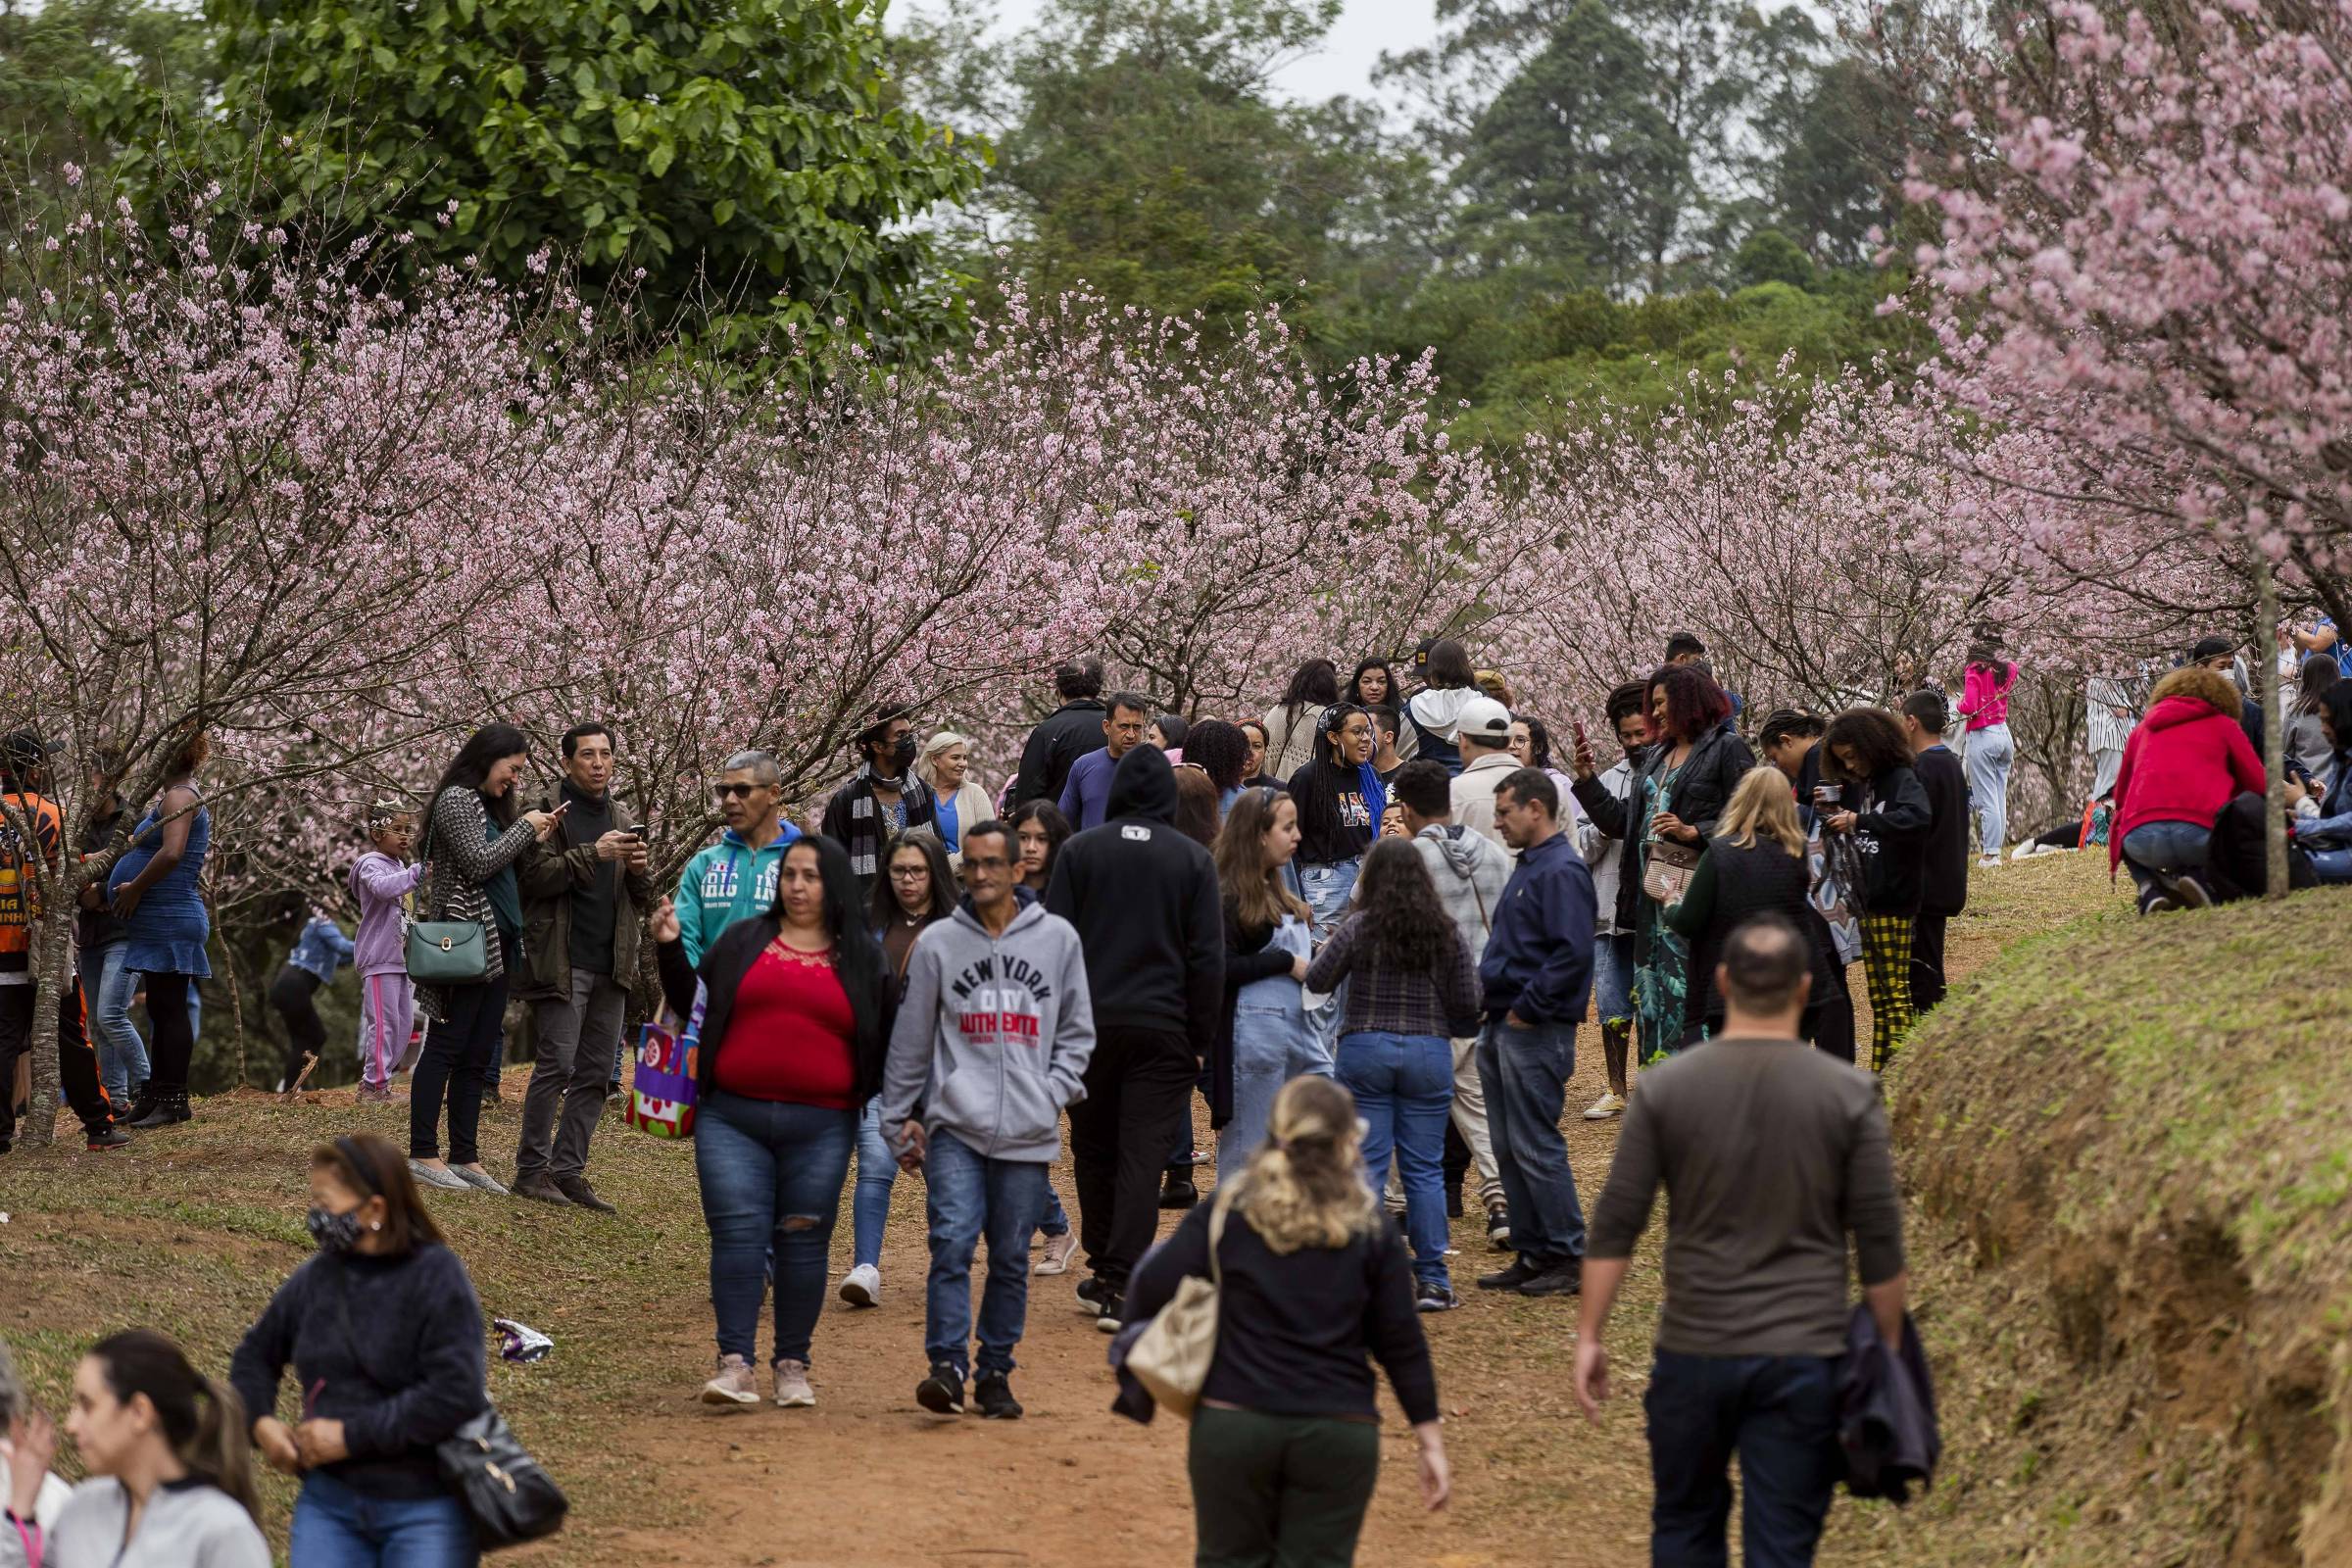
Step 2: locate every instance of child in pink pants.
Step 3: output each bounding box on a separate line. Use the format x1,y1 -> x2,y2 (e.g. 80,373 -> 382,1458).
350,803 -> 427,1100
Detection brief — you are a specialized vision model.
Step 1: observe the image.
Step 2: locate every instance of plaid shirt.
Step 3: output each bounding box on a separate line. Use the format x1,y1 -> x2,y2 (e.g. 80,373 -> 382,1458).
1302,912 -> 1482,1040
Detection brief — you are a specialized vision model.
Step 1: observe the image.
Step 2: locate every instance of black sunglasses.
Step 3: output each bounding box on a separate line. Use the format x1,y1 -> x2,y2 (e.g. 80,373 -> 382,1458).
712,782 -> 762,802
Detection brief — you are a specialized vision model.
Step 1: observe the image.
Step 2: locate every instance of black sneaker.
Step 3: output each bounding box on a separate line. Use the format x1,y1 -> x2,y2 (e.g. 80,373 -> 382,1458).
974,1373 -> 1024,1420
1477,1257 -> 1542,1291
915,1363 -> 965,1416
84,1125 -> 131,1152
2137,884 -> 2179,915
1516,1260 -> 1584,1298
1096,1290 -> 1125,1334
1076,1275 -> 1107,1315
1158,1174 -> 1199,1210
1415,1281 -> 1460,1312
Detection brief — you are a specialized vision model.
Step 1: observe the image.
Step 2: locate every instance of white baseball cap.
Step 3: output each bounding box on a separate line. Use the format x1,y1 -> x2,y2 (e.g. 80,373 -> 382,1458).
1457,696 -> 1513,743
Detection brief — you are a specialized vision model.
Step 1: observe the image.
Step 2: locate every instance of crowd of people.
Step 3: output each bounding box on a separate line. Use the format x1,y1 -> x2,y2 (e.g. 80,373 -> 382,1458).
10,618 -> 2349,1566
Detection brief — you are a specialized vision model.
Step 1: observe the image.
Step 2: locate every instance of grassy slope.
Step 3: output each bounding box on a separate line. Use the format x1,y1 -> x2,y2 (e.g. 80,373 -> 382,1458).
1827,870 -> 2352,1568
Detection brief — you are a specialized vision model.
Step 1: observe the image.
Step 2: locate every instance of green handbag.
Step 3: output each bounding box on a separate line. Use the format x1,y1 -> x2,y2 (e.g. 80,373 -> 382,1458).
405,813 -> 489,984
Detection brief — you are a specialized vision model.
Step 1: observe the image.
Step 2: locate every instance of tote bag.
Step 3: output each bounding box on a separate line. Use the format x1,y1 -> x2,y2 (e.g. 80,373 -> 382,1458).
626,996 -> 704,1140
1125,1187 -> 1235,1420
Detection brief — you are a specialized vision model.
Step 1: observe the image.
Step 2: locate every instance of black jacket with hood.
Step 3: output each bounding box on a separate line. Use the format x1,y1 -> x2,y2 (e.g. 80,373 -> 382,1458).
1010,699 -> 1109,808
1847,763 -> 1934,916
1045,745 -> 1224,1058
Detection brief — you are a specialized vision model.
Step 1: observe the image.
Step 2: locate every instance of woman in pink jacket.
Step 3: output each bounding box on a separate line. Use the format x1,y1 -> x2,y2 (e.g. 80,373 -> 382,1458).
1957,641 -> 2020,866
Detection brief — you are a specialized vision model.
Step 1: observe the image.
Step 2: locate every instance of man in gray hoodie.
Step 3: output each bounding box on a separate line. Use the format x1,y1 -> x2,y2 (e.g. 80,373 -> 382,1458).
1394,761 -> 1515,1249
883,820 -> 1096,1422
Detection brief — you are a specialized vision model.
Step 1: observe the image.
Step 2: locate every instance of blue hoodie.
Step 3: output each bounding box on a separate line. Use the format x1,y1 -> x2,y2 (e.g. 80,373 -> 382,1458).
673,824 -> 803,967
1477,830 -> 1598,1025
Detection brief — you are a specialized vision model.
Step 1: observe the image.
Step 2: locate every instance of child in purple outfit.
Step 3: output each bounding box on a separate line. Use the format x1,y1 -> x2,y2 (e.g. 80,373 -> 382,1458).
351,802 -> 427,1102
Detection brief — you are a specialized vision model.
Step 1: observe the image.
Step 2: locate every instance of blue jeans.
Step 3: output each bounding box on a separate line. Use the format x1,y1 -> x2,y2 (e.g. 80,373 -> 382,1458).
2309,846 -> 2352,883
290,1468 -> 478,1568
1297,861 -> 1358,1071
923,1129 -> 1047,1379
1338,1031 -> 1453,1289
1644,1350 -> 1841,1568
1964,722 -> 2014,857
1040,1184 -> 1070,1236
853,1098 -> 900,1271
2121,819 -> 2213,897
1592,932 -> 1636,1026
695,1090 -> 857,1366
76,941 -> 149,1102
1475,1017 -> 1588,1268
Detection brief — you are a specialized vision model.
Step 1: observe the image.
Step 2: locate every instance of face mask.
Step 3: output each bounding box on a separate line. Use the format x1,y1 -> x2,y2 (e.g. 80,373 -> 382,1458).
306,1205 -> 366,1254
890,737 -> 916,771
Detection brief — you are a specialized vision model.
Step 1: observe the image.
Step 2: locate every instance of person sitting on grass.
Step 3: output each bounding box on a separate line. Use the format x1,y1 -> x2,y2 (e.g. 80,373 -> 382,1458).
2109,663 -> 2266,912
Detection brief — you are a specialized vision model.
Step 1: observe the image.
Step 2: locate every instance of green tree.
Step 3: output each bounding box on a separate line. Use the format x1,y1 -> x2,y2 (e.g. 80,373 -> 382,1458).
103,0 -> 983,356
0,0 -> 214,215
899,0 -> 1436,339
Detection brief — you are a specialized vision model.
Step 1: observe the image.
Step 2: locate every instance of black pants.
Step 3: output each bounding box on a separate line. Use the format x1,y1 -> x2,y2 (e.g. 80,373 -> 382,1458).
1069,1023 -> 1198,1288
1909,914 -> 1948,1015
1810,965 -> 1855,1065
0,980 -> 112,1146
141,972 -> 199,1094
410,946 -> 512,1165
1189,1406 -> 1379,1568
270,966 -> 326,1088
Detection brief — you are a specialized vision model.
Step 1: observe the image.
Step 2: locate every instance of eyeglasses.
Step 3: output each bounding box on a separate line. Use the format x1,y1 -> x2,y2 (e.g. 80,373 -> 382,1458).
888,866 -> 930,881
712,782 -> 762,802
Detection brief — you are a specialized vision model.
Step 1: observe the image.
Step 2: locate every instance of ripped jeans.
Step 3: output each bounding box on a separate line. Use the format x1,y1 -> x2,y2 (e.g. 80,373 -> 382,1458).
695,1090 -> 857,1367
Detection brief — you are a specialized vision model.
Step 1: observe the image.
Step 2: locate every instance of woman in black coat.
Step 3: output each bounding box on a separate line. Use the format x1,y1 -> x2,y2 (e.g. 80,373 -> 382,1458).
1665,767 -> 1845,1054
1820,708 -> 1933,1074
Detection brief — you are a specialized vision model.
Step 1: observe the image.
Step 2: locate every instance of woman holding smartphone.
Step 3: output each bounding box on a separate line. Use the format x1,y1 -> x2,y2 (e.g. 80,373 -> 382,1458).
409,724 -> 563,1195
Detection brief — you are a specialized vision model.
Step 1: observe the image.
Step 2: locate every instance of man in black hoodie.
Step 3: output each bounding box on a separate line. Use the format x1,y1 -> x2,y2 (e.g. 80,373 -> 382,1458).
1009,660 -> 1109,809
1900,692 -> 1969,1013
1045,745 -> 1223,1331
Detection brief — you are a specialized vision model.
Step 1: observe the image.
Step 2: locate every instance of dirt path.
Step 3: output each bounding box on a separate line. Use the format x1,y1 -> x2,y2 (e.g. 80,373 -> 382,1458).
596,854 -> 2123,1568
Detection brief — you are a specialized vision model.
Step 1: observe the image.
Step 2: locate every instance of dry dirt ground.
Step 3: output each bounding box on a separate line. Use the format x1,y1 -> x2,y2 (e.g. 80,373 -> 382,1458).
0,850 -> 2128,1568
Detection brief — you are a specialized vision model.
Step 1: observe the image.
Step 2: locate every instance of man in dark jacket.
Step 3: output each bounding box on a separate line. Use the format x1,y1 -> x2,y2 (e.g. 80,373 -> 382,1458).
512,722 -> 654,1211
1576,912 -> 1908,1567
1045,745 -> 1223,1331
1008,661 -> 1109,809
1900,692 -> 1969,1013
1474,769 -> 1597,1300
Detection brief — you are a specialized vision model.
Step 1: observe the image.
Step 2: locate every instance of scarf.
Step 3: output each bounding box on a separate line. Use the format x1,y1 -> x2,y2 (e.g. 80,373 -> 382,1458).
1357,760 -> 1388,838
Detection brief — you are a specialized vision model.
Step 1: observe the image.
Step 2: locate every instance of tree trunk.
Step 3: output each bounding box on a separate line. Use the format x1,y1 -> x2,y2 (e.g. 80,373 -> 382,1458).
2255,551 -> 2290,900
17,906 -> 72,1149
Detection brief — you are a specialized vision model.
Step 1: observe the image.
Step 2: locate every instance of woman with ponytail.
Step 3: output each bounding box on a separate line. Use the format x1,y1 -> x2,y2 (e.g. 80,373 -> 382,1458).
1,1330 -> 267,1567
1126,1075 -> 1449,1566
230,1133 -> 489,1566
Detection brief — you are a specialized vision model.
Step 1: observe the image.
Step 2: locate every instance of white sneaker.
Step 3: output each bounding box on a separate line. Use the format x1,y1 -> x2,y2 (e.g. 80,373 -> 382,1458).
1978,853 -> 2003,868
772,1359 -> 816,1408
1583,1091 -> 1626,1121
1034,1231 -> 1080,1276
838,1263 -> 881,1308
701,1353 -> 759,1407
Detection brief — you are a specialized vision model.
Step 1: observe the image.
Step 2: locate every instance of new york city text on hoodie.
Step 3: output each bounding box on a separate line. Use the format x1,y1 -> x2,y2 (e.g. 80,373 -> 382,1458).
878,893 -> 1098,1163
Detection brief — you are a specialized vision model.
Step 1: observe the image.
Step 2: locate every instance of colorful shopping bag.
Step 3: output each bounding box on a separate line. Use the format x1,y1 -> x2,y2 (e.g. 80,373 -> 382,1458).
626,997 -> 703,1140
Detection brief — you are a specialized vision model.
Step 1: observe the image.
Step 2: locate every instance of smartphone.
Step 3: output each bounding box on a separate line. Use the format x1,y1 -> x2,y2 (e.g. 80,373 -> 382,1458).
1813,785 -> 1839,807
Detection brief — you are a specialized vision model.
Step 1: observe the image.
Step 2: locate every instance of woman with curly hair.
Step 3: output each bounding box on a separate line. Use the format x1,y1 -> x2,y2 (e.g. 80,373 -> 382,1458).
1183,718 -> 1255,816
1819,708 -> 1933,1073
1303,838 -> 1482,1311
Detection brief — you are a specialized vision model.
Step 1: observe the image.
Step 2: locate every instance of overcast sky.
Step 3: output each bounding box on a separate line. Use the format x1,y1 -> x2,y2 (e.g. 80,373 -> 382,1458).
908,0 -> 1444,110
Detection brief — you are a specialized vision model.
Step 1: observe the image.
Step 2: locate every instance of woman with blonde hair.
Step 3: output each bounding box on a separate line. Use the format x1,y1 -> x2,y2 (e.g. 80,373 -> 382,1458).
1126,1075 -> 1448,1566
1664,767 -> 1845,1054
918,732 -> 996,867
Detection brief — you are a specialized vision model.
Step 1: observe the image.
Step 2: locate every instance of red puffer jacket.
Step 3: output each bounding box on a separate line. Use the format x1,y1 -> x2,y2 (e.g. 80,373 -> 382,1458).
2109,666 -> 2267,875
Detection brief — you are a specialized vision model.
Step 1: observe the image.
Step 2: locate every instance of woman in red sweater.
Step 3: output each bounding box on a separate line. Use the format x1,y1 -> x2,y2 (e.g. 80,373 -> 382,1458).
2110,665 -> 2267,912
656,835 -> 898,1411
